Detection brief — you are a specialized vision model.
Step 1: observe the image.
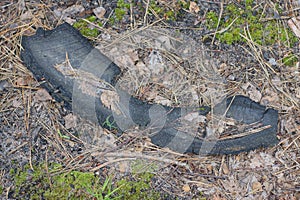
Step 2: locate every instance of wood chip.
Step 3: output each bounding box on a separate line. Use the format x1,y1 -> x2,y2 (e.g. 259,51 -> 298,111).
35,88 -> 52,102
182,184 -> 191,192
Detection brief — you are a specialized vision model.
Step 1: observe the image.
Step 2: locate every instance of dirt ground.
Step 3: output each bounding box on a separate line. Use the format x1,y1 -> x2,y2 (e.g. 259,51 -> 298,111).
1,0 -> 300,199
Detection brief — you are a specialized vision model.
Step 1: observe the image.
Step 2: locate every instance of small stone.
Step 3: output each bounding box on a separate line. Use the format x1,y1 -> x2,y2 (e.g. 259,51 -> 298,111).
268,58 -> 277,66
101,33 -> 111,41
0,80 -> 9,91
227,74 -> 235,81
53,9 -> 62,18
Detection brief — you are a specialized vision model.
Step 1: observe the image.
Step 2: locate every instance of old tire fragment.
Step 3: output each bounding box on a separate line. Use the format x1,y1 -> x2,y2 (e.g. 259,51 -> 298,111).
21,23 -> 279,155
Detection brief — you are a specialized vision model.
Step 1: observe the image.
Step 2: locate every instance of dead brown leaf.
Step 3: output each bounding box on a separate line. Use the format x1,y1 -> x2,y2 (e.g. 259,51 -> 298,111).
252,181 -> 262,192
189,2 -> 200,14
15,76 -> 32,86
242,82 -> 262,102
93,7 -> 106,19
182,184 -> 191,192
35,88 -> 52,102
64,113 -> 77,129
100,90 -> 121,115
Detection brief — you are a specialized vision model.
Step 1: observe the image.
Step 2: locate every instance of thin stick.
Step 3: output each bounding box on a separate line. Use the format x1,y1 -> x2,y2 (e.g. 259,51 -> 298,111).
7,142 -> 28,155
220,125 -> 272,140
207,17 -> 239,36
91,151 -> 191,172
130,0 -> 134,29
143,0 -> 150,25
104,19 -> 163,48
211,2 -> 224,45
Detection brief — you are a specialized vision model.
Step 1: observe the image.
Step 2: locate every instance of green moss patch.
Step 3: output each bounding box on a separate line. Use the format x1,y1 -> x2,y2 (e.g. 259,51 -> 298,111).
206,1 -> 297,46
73,15 -> 102,38
282,53 -> 298,67
10,163 -> 119,199
115,160 -> 161,200
10,161 -> 165,199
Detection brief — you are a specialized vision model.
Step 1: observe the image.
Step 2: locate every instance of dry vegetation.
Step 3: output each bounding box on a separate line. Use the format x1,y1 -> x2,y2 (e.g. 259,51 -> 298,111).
0,0 -> 300,199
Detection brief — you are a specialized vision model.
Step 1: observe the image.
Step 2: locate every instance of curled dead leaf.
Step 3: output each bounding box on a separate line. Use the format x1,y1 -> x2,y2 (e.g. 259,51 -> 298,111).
252,181 -> 262,192
242,82 -> 262,102
93,7 -> 106,19
100,90 -> 121,115
15,76 -> 32,86
35,88 -> 52,102
189,2 -> 200,14
182,184 -> 191,192
64,114 -> 77,129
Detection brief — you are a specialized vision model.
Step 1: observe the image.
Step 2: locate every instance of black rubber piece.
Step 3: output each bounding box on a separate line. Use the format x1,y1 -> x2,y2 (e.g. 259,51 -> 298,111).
21,23 -> 279,155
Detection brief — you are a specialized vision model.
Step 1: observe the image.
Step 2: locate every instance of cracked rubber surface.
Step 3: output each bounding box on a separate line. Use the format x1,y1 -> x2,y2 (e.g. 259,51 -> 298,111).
21,23 -> 279,155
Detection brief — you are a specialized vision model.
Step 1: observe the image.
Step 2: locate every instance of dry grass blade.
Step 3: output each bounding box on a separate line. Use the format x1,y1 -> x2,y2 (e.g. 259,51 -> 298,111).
240,25 -> 299,108
104,19 -> 163,48
90,151 -> 191,172
211,2 -> 223,44
143,0 -> 150,25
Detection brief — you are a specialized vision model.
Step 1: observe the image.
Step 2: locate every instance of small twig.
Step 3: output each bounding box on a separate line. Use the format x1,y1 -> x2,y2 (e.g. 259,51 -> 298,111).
239,26 -> 272,77
198,0 -> 225,4
260,16 -> 291,22
64,153 -> 91,171
185,180 -> 213,186
282,133 -> 300,153
275,164 -> 300,175
220,125 -> 272,140
38,120 -> 73,159
102,10 -> 114,28
240,25 -> 299,108
1,2 -> 13,9
92,158 -> 137,171
104,19 -> 163,48
207,17 -> 239,36
91,151 -> 191,172
211,2 -> 224,45
143,0 -> 150,25
130,0 -> 134,29
219,155 -> 225,176
187,172 -> 227,180
7,142 -> 28,155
